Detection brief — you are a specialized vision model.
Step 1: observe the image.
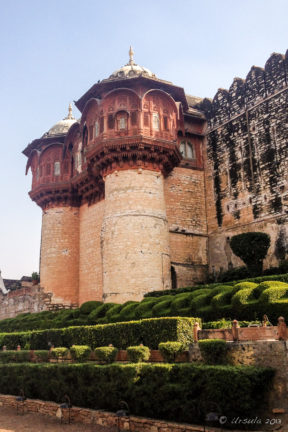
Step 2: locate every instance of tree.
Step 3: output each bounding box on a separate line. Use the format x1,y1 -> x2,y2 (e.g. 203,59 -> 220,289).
230,232 -> 271,276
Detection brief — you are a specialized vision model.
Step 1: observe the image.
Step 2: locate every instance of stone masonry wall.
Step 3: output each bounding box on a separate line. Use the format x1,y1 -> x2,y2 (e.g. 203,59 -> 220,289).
202,50 -> 288,273
79,200 -> 104,304
40,207 -> 79,305
189,340 -> 288,422
102,169 -> 171,303
0,285 -> 51,320
164,166 -> 208,287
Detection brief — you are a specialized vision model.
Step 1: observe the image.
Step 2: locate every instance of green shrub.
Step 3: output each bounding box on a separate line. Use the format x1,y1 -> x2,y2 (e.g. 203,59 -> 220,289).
231,288 -> 258,306
233,282 -> 258,290
105,304 -> 123,321
214,266 -> 249,282
211,291 -> 233,308
207,285 -> 233,299
134,299 -> 159,319
94,346 -> 118,363
80,301 -> 102,315
198,339 -> 228,364
259,287 -> 288,303
230,232 -> 271,276
202,319 -> 232,329
190,294 -> 209,310
0,363 -> 274,424
88,303 -> 116,323
152,298 -> 173,317
118,302 -> 138,321
33,350 -> 50,363
170,292 -> 194,314
158,341 -> 184,363
50,347 -> 69,359
127,345 -> 150,363
0,350 -> 31,363
70,345 -> 91,362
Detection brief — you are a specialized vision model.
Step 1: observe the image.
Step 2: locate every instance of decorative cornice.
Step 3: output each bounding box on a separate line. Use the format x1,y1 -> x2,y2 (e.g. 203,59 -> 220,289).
86,136 -> 181,178
29,182 -> 80,210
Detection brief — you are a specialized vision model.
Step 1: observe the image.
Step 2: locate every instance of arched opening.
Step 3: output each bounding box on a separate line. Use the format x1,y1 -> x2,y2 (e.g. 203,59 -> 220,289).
171,266 -> 177,290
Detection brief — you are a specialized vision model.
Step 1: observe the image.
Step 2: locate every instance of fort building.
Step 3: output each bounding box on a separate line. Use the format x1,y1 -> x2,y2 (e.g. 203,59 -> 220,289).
23,48 -> 288,307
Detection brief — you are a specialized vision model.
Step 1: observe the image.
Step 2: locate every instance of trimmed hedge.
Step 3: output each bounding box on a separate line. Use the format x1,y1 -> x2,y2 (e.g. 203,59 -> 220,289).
2,275 -> 288,333
0,350 -> 31,363
198,339 -> 228,364
94,346 -> 118,364
0,318 -> 200,351
127,345 -> 150,363
50,347 -> 68,359
158,342 -> 183,363
70,345 -> 91,362
0,363 -> 274,424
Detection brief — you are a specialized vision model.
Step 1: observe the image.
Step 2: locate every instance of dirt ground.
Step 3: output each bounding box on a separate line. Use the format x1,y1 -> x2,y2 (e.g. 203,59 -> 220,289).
0,406 -> 115,432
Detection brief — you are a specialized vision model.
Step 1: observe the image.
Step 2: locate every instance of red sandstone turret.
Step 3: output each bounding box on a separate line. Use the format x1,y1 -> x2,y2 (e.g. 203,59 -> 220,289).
23,48 -> 206,306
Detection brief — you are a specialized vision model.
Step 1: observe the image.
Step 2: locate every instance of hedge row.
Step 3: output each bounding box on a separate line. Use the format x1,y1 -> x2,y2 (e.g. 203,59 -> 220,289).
144,273 -> 288,298
0,363 -> 274,424
0,317 -> 199,350
1,276 -> 288,333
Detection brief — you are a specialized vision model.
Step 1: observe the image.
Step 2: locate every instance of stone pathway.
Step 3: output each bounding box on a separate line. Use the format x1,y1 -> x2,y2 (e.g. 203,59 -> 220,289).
0,406 -> 114,432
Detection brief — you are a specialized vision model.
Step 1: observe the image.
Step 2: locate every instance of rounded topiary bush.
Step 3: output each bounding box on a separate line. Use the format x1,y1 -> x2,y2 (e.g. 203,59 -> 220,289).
190,294 -> 209,311
170,292 -> 194,314
158,341 -> 184,363
134,298 -> 159,319
105,304 -> 123,322
259,287 -> 288,303
230,232 -> 271,276
88,303 -> 117,323
198,339 -> 228,364
152,297 -> 173,317
94,346 -> 118,364
233,282 -> 258,290
127,345 -> 150,363
206,285 -> 233,300
231,288 -> 258,306
70,345 -> 91,362
211,291 -> 233,308
118,302 -> 139,321
80,301 -> 102,315
50,347 -> 69,360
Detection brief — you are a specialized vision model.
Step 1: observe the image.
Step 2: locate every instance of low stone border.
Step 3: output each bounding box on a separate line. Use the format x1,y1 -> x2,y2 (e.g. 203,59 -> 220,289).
0,393 -> 258,432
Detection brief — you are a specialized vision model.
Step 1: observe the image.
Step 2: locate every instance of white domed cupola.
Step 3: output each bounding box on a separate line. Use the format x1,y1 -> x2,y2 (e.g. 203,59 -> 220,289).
106,46 -> 156,81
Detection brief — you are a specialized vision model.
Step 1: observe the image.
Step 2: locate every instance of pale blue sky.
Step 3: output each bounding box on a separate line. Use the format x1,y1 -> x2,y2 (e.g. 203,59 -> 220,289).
0,0 -> 287,279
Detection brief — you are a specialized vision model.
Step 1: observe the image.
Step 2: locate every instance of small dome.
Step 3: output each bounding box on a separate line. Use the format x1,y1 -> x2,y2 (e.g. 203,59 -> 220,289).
106,47 -> 156,81
43,104 -> 77,137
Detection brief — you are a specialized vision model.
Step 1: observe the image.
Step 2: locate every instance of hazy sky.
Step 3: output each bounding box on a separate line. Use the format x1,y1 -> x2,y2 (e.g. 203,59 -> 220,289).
0,0 -> 287,279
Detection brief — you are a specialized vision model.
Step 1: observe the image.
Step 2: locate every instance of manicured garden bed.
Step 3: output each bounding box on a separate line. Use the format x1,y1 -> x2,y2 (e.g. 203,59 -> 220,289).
0,362 -> 274,424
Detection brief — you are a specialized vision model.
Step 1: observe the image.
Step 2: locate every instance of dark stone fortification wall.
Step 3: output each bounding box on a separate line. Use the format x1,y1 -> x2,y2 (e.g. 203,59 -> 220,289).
199,51 -> 288,272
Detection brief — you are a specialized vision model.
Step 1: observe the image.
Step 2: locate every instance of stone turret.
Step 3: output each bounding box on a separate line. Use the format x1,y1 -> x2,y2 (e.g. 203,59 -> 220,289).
23,48 -> 206,305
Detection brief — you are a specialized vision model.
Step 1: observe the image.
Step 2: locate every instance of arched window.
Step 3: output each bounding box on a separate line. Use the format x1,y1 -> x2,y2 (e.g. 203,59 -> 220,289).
152,112 -> 160,131
54,161 -> 61,176
108,114 -> 115,129
83,125 -> 88,147
163,116 -> 169,130
171,266 -> 177,290
89,125 -> 94,141
144,112 -> 149,127
179,140 -> 195,160
95,120 -> 99,137
131,111 -> 137,126
46,164 -> 51,175
116,111 -> 128,131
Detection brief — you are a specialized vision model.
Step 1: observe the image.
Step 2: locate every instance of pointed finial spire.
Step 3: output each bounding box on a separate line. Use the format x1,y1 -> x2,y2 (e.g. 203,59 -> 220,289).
68,103 -> 73,119
129,46 -> 135,65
